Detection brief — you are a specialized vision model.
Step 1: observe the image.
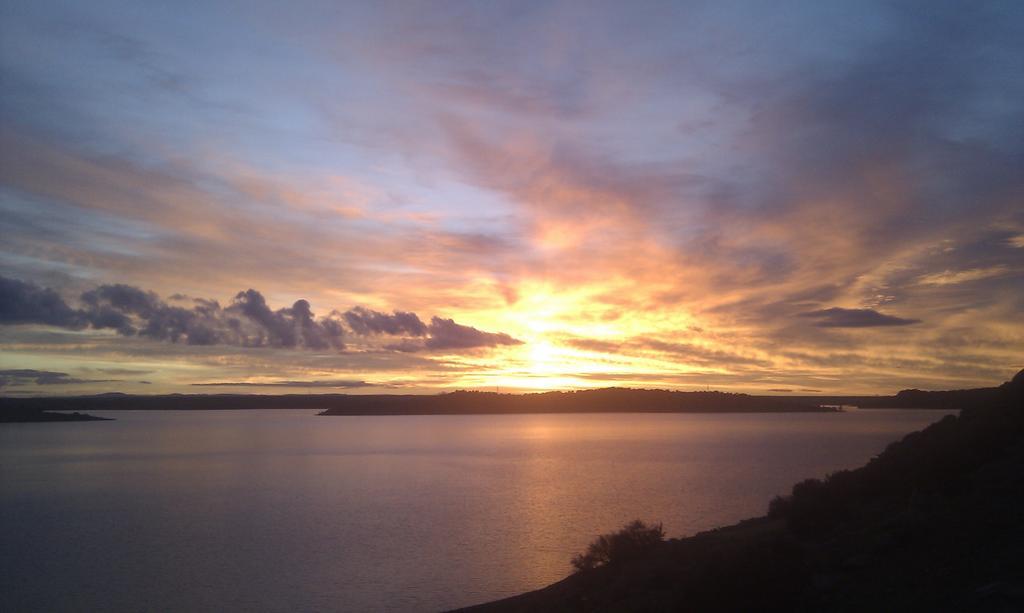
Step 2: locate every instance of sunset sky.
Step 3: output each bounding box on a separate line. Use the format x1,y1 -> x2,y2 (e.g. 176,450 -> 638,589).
1,1 -> 1022,396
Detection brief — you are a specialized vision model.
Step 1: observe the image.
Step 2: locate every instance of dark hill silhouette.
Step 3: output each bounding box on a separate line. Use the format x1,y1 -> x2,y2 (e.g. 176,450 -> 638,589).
0,388 -> 828,415
786,376 -> 1017,410
318,388 -> 829,415
854,384 -> 1005,409
6,378 -> 1006,416
456,368 -> 1024,612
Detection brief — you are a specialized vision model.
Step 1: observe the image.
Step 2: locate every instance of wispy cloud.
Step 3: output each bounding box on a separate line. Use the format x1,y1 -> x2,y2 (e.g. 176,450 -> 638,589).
798,308 -> 921,328
0,1 -> 1021,393
0,369 -> 115,387
192,379 -> 375,389
917,266 -> 1010,286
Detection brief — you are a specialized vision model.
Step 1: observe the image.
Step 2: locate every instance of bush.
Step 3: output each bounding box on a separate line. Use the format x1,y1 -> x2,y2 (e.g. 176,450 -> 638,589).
571,520 -> 665,572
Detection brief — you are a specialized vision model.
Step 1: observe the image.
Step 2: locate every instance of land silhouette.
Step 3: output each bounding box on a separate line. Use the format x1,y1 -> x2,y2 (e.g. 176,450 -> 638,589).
0,408 -> 111,423
2,381 -> 1008,421
456,369 -> 1024,612
571,520 -> 667,572
1,388 -> 830,416
317,389 -> 833,415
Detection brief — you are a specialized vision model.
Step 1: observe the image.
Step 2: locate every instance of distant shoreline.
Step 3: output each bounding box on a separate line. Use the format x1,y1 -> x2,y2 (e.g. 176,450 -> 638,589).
0,384 -> 990,416
2,388 -> 837,416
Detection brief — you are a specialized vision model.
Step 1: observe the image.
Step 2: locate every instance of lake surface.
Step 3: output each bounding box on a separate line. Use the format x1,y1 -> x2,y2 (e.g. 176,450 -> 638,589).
1,408 -> 954,612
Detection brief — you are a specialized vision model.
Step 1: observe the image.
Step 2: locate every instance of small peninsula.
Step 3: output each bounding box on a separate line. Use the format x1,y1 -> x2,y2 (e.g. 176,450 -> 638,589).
0,408 -> 111,423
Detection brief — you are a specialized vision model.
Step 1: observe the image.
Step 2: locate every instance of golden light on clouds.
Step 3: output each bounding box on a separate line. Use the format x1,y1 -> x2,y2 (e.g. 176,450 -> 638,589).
1,2 -> 1022,396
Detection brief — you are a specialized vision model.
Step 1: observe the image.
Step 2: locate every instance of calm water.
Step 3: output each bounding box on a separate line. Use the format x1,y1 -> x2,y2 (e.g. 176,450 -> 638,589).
1,408 -> 954,612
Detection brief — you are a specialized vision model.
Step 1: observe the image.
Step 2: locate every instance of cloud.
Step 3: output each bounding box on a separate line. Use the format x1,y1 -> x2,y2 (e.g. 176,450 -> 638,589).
342,306 -> 428,336
191,379 -> 374,388
423,316 -> 523,351
1,2 -> 1021,394
0,276 -> 84,328
93,368 -> 153,375
229,290 -> 346,349
0,369 -> 114,387
0,276 -> 519,355
81,284 -> 161,317
563,335 -> 771,368
0,276 -> 349,350
798,307 -> 921,328
917,266 -> 1010,286
636,338 -> 773,367
563,338 -> 623,354
386,316 -> 524,352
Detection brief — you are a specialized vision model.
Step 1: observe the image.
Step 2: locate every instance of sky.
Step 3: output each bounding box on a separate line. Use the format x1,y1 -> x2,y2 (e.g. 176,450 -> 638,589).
1,0 -> 1022,396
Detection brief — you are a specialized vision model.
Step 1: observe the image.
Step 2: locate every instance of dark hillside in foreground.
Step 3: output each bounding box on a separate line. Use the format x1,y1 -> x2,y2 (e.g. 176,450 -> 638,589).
457,369 -> 1024,612
0,388 -> 828,415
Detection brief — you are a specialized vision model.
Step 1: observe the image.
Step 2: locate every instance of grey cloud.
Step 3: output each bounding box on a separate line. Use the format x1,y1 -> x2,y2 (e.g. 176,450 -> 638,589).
343,306 -> 428,336
192,379 -> 374,388
385,318 -> 525,352
706,284 -> 846,324
85,306 -> 135,335
230,289 -> 297,347
291,299 -> 327,349
0,276 -> 519,355
424,316 -> 523,351
384,339 -> 430,353
0,276 -> 348,350
799,307 -> 921,328
81,284 -> 161,317
0,276 -> 84,328
227,291 -> 347,350
0,369 -> 114,387
142,306 -> 205,343
83,284 -> 226,345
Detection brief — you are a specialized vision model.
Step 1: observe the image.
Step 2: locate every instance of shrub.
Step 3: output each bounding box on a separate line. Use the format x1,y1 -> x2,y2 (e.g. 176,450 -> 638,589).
571,519 -> 665,572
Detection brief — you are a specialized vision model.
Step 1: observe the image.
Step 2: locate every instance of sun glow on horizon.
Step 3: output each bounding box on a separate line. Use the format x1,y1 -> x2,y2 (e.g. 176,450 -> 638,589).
1,1 -> 1020,397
